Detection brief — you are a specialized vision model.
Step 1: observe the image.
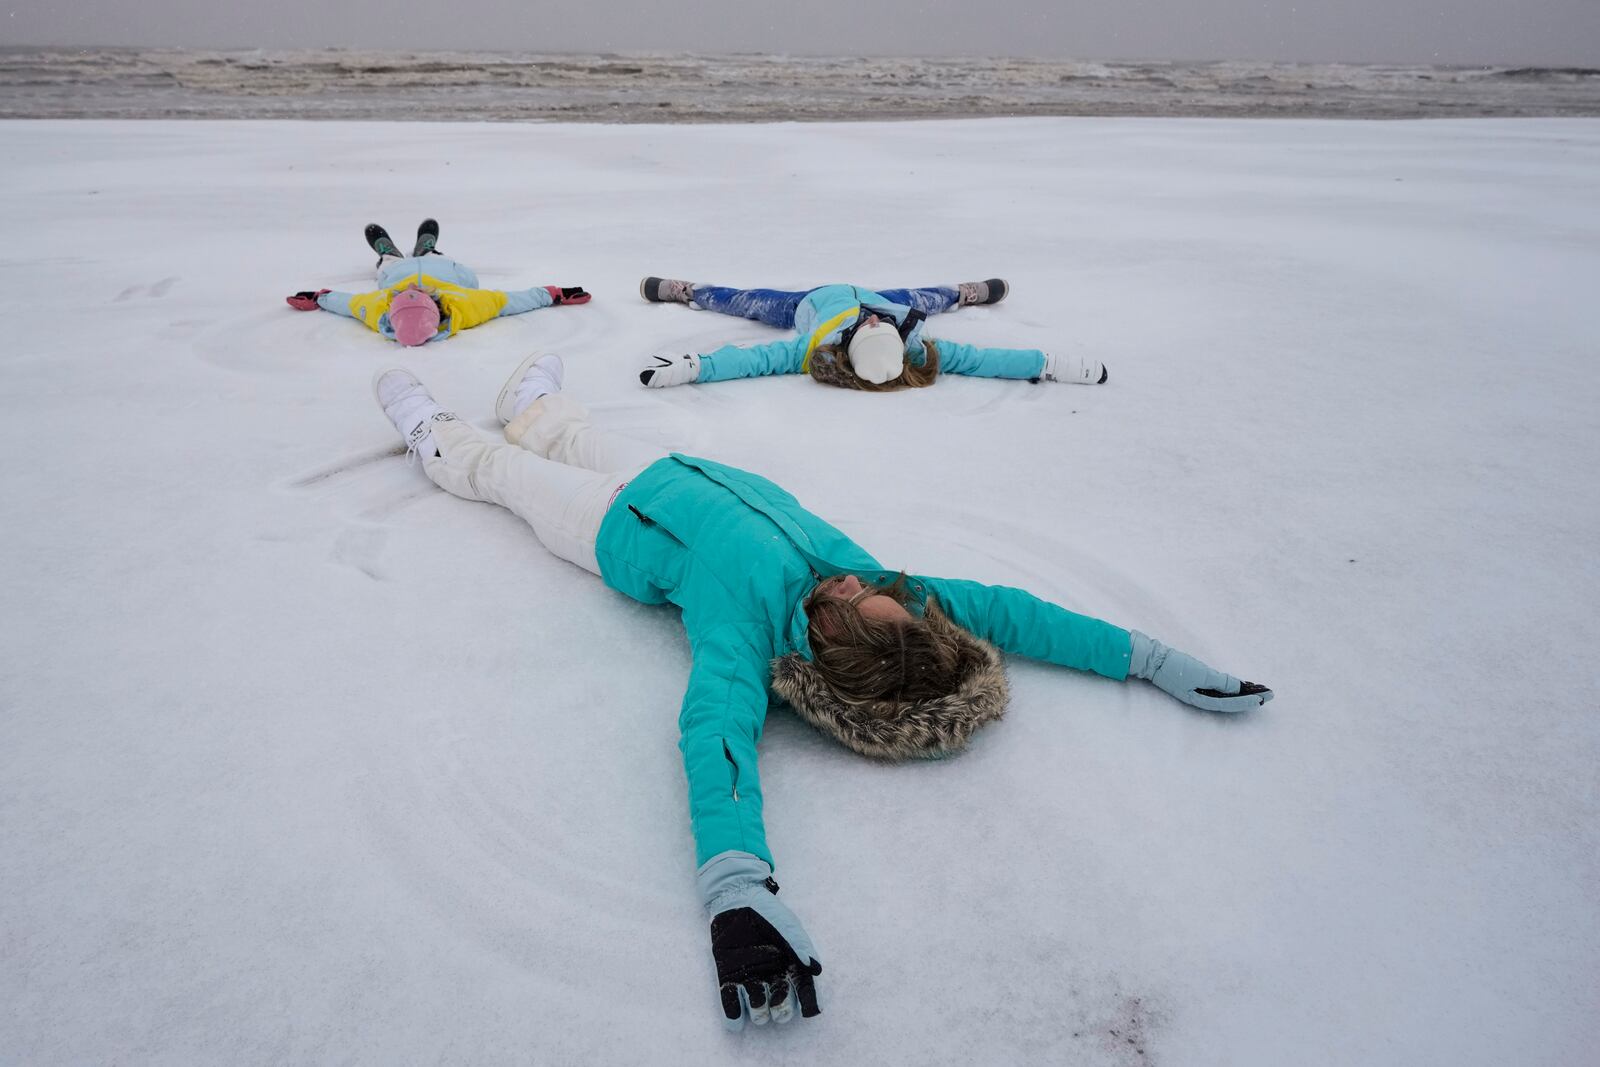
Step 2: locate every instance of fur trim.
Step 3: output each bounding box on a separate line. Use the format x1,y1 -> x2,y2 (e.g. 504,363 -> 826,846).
770,630 -> 1009,761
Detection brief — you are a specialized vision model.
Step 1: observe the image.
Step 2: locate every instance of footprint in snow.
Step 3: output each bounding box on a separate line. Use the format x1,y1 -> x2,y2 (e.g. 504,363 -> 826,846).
113,275 -> 179,301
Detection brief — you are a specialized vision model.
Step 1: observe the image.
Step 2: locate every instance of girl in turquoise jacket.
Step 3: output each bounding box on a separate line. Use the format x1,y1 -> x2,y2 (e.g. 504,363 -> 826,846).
637,278 -> 1108,390
371,354 -> 1272,1033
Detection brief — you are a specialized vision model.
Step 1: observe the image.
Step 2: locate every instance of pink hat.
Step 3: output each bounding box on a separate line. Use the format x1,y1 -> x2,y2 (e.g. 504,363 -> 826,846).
389,286 -> 441,347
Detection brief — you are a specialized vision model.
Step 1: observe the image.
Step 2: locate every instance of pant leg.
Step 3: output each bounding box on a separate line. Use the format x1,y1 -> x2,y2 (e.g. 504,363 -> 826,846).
504,393 -> 667,474
422,418 -> 622,577
378,256 -> 478,288
875,286 -> 960,316
430,258 -> 479,288
690,285 -> 809,329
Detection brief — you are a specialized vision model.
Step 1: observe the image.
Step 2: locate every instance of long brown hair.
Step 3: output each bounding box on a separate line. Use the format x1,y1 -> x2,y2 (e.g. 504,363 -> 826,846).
805,576 -> 979,705
807,338 -> 942,391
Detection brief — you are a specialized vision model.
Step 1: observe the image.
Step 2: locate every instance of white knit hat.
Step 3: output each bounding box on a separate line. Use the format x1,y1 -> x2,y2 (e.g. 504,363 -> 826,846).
846,322 -> 905,384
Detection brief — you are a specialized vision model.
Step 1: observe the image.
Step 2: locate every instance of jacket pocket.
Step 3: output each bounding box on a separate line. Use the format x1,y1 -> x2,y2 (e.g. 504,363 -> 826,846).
723,740 -> 740,802
628,504 -> 688,548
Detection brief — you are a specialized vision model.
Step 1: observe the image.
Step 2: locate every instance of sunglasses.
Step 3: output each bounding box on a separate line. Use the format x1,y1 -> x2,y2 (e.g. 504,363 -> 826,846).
839,304 -> 925,349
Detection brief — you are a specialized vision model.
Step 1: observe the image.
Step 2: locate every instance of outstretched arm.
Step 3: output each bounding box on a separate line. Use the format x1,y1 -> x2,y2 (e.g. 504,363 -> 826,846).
927,340 -> 1108,384
640,338 -> 810,388
927,340 -> 1047,380
314,290 -> 362,319
1125,631 -> 1272,712
920,576 -> 1271,710
497,285 -> 558,316
679,634 -> 773,867
700,338 -> 810,380
495,285 -> 590,317
920,576 -> 1133,676
679,628 -> 824,1029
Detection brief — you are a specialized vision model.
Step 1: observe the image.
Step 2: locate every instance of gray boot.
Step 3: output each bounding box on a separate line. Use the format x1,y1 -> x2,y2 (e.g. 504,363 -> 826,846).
956,279 -> 1009,306
640,277 -> 695,304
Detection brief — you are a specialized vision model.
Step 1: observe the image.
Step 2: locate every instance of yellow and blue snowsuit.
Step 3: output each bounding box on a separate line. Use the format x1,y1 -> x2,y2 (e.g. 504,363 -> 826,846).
316,257 -> 556,344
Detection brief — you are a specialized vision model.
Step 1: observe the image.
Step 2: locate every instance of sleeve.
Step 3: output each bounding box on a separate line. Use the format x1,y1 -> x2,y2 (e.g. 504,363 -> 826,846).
678,625 -> 775,868
497,285 -> 557,317
920,576 -> 1133,679
316,290 -> 361,319
696,338 -> 809,382
925,340 -> 1047,380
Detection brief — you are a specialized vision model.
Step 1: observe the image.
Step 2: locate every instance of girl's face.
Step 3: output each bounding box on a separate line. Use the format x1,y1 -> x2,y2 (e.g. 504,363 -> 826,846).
813,574 -> 911,623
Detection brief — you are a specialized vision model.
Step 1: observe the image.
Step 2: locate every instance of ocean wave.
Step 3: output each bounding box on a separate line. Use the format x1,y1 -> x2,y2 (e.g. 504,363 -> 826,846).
2,47 -> 1598,121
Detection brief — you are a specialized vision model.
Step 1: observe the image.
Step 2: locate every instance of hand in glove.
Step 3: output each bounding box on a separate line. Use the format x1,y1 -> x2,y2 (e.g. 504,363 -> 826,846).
640,352 -> 702,388
1128,631 -> 1272,712
286,289 -> 330,311
543,285 -> 591,305
1042,350 -> 1108,384
697,850 -> 822,1030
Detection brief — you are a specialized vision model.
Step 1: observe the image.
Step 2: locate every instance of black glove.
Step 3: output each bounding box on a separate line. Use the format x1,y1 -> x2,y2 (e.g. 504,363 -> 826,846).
698,851 -> 822,1029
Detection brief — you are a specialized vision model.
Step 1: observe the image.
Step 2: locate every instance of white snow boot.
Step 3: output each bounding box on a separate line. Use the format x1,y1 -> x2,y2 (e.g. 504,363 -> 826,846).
1042,351 -> 1108,385
494,353 -> 566,426
373,368 -> 456,459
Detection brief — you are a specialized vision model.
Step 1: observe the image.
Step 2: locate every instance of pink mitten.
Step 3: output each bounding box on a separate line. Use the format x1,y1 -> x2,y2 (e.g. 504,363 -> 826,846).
287,288 -> 331,311
545,285 -> 591,306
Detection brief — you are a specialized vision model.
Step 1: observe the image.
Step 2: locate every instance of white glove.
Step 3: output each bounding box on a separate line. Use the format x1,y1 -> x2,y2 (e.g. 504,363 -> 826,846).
639,353 -> 702,388
1042,351 -> 1107,385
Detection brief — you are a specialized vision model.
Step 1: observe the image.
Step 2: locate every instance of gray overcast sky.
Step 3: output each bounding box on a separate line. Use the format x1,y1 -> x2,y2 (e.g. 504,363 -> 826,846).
6,0 -> 1599,66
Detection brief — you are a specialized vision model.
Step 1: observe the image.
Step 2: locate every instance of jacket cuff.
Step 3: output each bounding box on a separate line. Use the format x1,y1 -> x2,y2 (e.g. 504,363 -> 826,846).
695,850 -> 772,913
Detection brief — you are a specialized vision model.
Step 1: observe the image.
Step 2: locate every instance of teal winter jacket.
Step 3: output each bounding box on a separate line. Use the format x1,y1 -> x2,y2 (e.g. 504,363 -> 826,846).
594,454 -> 1134,869
696,284 -> 1047,383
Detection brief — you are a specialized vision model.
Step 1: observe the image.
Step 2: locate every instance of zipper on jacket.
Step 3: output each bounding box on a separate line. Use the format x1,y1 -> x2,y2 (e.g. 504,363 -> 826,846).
628,504 -> 688,548
723,741 -> 740,802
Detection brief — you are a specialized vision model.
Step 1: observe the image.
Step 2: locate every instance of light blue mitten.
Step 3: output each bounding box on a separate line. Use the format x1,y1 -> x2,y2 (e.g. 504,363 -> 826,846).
1128,631 -> 1273,712
697,850 -> 823,1031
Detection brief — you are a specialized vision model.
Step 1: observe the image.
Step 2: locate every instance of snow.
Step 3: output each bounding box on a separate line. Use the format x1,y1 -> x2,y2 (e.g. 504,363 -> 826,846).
2,116 -> 1597,1065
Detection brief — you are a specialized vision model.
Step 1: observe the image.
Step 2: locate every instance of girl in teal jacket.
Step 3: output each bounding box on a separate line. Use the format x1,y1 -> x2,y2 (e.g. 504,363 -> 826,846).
371,354 -> 1272,1033
637,278 -> 1108,390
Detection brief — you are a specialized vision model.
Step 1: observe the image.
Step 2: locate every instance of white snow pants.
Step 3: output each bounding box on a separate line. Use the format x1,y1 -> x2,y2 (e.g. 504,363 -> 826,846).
421,394 -> 665,576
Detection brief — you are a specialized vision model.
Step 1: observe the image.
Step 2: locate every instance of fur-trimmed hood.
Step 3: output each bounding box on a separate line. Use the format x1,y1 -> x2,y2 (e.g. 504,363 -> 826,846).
769,627 -> 1010,761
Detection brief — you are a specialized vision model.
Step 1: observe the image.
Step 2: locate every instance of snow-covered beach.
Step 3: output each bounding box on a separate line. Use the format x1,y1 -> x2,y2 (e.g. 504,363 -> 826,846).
2,116 -> 1597,1064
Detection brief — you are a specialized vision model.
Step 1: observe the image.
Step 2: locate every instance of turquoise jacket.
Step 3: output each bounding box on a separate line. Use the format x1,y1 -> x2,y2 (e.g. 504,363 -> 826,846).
696,284 -> 1047,382
594,454 -> 1134,868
